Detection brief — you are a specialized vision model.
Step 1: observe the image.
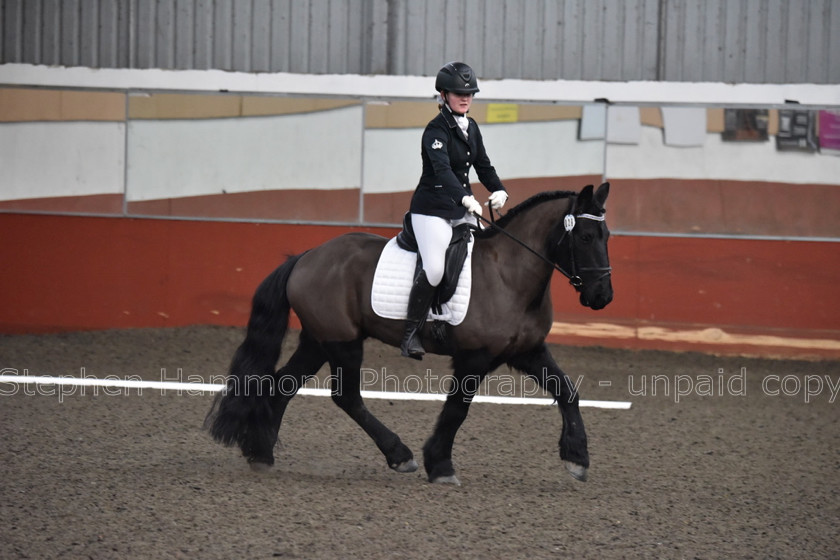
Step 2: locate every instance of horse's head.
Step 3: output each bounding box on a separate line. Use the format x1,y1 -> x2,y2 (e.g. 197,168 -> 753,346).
551,183 -> 613,310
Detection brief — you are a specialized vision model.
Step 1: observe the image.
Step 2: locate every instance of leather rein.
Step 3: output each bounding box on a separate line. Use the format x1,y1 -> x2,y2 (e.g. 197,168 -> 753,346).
474,198 -> 612,289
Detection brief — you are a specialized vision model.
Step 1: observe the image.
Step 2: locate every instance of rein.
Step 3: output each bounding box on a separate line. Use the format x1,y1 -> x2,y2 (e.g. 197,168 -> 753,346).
474,202 -> 611,288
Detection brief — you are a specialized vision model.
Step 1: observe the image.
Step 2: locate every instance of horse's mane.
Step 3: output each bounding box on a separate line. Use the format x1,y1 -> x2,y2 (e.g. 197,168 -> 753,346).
473,190 -> 576,239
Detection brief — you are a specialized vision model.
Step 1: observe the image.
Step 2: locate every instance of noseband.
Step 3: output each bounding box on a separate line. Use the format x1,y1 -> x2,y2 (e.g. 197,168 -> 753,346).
474,204 -> 612,289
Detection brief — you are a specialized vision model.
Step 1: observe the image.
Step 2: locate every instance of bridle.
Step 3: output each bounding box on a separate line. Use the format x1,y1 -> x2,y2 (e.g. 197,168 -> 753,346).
553,212 -> 612,288
474,199 -> 612,289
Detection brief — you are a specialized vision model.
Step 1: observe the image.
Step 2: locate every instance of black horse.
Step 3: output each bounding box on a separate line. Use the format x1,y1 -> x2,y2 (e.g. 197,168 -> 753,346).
206,183 -> 612,484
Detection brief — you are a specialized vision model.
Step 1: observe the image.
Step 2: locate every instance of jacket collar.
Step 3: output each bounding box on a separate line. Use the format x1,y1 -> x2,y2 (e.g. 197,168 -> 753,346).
440,107 -> 460,128
440,108 -> 471,142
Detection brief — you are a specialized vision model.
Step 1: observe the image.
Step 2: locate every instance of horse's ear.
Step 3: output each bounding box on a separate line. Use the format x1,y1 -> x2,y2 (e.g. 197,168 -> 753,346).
578,184 -> 594,209
595,182 -> 610,210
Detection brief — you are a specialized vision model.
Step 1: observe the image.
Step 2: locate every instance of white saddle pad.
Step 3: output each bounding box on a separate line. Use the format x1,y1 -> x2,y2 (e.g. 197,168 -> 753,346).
371,237 -> 473,326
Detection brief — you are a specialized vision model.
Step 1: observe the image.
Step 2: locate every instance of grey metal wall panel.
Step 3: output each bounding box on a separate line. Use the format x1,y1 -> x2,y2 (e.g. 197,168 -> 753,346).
537,0 -> 558,78
831,0 -> 840,83
482,1 -> 505,78
250,0 -> 271,71
98,0 -> 121,67
662,0 -> 839,84
1,0 -> 17,62
156,0 -> 175,69
602,1 -> 624,79
461,0 -> 483,73
326,0 -> 347,74
268,0 -> 290,72
134,1 -> 153,68
581,0 -> 606,80
637,0 -> 661,80
368,0 -> 390,73
0,0 -> 837,84
289,0 -> 314,73
522,1 -> 546,78
174,0 -> 194,69
813,0 -> 839,83
501,0 -> 524,79
79,0 -> 96,66
348,0 -> 364,73
60,1 -> 78,66
559,0 -> 583,79
42,0 -> 61,65
232,0 -> 252,71
211,0 -> 231,70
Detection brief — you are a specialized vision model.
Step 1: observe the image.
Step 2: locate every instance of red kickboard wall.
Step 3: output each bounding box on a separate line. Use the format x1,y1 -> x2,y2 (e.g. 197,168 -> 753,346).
1,213 -> 838,357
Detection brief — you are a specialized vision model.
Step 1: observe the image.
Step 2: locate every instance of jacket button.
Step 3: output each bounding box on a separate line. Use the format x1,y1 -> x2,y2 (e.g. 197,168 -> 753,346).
466,151 -> 470,156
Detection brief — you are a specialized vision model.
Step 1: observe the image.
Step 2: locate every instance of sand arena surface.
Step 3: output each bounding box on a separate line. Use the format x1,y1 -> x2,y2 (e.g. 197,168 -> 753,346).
1,326 -> 838,559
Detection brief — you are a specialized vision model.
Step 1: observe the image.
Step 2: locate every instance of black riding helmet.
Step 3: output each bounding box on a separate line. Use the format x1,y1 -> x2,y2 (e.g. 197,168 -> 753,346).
435,62 -> 480,94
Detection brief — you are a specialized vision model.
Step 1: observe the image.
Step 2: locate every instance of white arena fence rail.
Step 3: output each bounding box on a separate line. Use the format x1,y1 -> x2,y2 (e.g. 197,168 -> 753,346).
0,374 -> 632,409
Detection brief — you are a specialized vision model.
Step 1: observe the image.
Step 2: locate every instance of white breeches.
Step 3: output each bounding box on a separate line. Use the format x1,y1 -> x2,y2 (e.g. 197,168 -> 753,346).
410,213 -> 476,287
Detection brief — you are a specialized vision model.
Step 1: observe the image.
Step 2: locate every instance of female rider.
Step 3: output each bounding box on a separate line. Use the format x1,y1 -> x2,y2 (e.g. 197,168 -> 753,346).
401,61 -> 509,359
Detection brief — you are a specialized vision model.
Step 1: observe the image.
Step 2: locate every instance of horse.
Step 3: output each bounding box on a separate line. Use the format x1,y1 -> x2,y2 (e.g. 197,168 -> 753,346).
205,182 -> 613,485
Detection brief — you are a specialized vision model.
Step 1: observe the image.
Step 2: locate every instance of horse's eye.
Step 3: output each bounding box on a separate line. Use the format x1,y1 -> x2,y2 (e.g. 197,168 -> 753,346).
580,233 -> 593,243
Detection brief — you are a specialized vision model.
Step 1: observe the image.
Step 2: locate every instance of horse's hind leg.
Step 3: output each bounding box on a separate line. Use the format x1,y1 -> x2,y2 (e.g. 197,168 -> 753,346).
508,343 -> 589,481
250,330 -> 327,470
422,349 -> 494,485
322,340 -> 417,473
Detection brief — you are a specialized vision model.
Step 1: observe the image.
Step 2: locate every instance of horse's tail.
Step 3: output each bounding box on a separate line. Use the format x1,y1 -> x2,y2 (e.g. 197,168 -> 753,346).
204,253 -> 304,465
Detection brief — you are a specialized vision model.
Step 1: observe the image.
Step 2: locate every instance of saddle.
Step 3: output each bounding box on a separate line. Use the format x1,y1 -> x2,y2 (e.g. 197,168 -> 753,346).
395,213 -> 473,313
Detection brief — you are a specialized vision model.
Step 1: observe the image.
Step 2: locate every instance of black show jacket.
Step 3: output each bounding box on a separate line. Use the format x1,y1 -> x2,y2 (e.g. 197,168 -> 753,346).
409,108 -> 506,220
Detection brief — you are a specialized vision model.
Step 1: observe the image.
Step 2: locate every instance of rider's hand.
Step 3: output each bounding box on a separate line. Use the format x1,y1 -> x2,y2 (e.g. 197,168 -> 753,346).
461,195 -> 483,216
487,190 -> 509,210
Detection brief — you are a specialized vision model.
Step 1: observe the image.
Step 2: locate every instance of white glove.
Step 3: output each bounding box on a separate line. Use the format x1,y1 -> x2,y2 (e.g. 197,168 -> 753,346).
461,195 -> 483,216
487,190 -> 509,209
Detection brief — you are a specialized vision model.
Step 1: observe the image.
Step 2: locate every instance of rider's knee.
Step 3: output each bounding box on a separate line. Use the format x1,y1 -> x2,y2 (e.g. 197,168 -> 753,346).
423,263 -> 445,287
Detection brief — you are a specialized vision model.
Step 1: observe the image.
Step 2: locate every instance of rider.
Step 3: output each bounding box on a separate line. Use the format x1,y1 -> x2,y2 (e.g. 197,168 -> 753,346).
400,61 -> 509,359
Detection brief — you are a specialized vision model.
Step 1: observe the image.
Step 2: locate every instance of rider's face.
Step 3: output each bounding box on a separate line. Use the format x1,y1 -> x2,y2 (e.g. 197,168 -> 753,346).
445,92 -> 474,114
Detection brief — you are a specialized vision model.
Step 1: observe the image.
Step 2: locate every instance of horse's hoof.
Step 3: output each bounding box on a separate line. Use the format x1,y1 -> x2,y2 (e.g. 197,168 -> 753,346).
431,475 -> 461,486
391,459 -> 419,473
564,461 -> 588,482
249,461 -> 273,473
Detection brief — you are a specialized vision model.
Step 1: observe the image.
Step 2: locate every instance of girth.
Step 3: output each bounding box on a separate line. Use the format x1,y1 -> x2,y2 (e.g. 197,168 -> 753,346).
396,213 -> 472,312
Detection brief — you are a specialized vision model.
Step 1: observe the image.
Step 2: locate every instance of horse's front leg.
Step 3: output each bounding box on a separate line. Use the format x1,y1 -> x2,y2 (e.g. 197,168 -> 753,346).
508,343 -> 589,481
422,349 -> 494,485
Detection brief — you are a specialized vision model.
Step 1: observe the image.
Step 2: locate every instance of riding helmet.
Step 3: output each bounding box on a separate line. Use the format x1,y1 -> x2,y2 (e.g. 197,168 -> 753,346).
435,62 -> 480,94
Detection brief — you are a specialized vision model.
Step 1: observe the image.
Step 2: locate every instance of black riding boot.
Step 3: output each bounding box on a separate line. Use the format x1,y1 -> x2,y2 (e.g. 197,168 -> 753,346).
400,269 -> 436,360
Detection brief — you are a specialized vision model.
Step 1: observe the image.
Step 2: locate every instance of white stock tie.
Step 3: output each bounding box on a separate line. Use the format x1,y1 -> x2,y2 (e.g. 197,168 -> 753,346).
455,114 -> 469,139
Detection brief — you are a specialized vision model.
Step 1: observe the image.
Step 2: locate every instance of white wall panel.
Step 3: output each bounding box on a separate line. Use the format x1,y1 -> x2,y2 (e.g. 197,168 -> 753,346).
126,106 -> 363,201
363,120 -> 604,194
607,126 -> 840,185
0,121 -> 125,200
362,128 -> 421,194
481,120 -> 604,180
